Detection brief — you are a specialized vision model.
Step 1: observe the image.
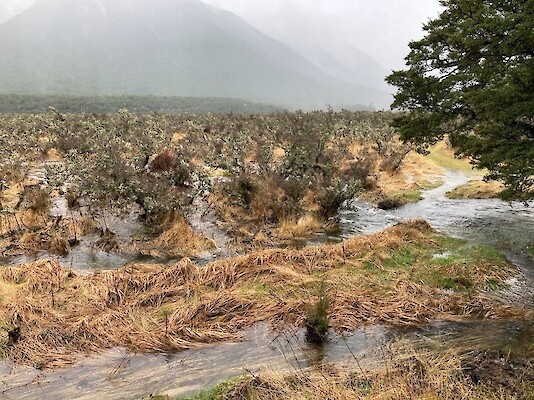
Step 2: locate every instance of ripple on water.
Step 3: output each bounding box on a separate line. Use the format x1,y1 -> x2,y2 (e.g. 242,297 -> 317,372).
1,169 -> 533,398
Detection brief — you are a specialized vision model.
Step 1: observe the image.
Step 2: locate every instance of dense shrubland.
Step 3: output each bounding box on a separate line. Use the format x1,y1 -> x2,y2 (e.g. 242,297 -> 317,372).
0,110 -> 413,258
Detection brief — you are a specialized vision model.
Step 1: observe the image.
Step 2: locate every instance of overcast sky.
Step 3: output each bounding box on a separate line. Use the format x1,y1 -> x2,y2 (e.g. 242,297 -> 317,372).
0,0 -> 34,23
201,0 -> 443,71
1,0 -> 444,72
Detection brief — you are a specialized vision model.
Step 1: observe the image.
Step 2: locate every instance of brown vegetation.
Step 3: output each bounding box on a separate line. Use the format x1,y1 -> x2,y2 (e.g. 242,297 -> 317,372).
360,151 -> 445,208
0,220 -> 518,369
135,211 -> 215,258
0,112 -> 456,259
0,211 -> 97,257
446,179 -> 504,199
214,352 -> 533,400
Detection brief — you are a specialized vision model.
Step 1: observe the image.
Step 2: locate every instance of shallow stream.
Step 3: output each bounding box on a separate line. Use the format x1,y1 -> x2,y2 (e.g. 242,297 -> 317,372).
1,169 -> 533,399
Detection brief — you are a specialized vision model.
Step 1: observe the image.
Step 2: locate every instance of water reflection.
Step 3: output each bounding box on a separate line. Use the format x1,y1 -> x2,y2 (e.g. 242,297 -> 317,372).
1,318 -> 531,399
1,169 -> 533,398
0,324 -> 387,399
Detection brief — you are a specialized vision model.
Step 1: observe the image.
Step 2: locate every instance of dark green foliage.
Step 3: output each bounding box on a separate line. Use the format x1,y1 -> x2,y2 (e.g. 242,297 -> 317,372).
0,94 -> 281,114
305,281 -> 330,345
387,0 -> 534,199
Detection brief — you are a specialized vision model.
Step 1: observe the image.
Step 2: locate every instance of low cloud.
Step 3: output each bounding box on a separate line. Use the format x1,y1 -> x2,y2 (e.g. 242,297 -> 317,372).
201,0 -> 443,71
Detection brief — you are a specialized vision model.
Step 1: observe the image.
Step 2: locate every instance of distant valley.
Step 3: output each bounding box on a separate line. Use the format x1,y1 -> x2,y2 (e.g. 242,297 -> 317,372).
0,0 -> 391,110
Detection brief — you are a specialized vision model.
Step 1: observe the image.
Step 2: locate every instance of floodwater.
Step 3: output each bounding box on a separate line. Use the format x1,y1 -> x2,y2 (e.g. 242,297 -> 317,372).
336,170 -> 534,307
1,169 -> 533,399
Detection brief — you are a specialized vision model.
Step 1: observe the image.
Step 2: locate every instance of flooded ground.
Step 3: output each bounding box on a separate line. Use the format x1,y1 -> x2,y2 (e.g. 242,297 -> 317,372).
1,320 -> 531,399
0,169 -> 533,399
337,170 -> 534,307
0,325 -> 384,399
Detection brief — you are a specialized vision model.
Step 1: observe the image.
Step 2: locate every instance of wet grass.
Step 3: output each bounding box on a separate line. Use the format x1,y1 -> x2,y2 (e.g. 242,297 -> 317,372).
375,190 -> 423,209
396,189 -> 423,204
418,179 -> 444,190
239,282 -> 272,300
168,351 -> 533,400
0,220 -> 519,368
425,141 -> 477,172
446,179 -> 504,199
376,238 -> 511,293
176,376 -> 246,400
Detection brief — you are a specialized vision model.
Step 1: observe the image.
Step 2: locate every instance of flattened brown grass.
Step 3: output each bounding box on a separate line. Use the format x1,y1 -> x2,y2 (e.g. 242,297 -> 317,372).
0,220 -> 518,368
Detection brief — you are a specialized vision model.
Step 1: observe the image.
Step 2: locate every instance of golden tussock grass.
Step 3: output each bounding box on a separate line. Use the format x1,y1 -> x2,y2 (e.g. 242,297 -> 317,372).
0,215 -> 19,236
71,215 -> 99,236
47,234 -> 70,256
425,141 -> 479,173
136,212 -> 214,258
271,147 -> 286,162
217,351 -> 533,400
20,208 -> 50,230
352,142 -> 445,208
362,151 -> 446,207
171,132 -> 188,144
0,220 -> 518,369
446,179 -> 504,199
277,214 -> 325,239
0,213 -> 96,256
398,151 -> 445,188
43,148 -> 63,162
0,182 -> 23,211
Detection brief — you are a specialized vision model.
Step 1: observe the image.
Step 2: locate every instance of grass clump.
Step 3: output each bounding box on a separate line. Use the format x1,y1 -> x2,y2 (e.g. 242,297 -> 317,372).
375,190 -> 423,210
198,351 -> 533,400
0,219 -> 520,369
176,376 -> 247,400
446,179 -> 504,199
135,211 -> 215,258
305,280 -> 330,344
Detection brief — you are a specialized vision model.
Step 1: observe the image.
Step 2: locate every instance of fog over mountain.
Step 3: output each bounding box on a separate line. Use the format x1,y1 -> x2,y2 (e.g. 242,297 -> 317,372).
0,0 -> 441,109
200,0 -> 443,72
0,0 -> 34,23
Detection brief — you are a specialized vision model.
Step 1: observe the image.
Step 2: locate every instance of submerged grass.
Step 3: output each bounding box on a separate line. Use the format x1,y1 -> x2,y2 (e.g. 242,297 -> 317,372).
0,220 -> 519,368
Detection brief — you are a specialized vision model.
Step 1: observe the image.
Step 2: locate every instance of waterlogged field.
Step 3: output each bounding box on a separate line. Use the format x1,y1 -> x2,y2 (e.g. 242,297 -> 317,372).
0,111 -> 531,399
0,220 -> 516,368
0,110 -> 441,262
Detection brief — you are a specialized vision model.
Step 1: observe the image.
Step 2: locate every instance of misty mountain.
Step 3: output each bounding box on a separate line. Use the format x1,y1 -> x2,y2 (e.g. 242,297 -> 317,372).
0,0 -> 34,24
0,0 -> 390,109
297,44 -> 391,93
